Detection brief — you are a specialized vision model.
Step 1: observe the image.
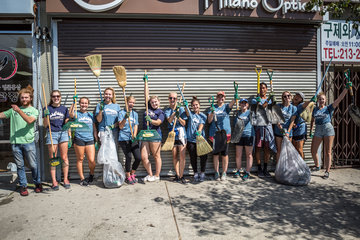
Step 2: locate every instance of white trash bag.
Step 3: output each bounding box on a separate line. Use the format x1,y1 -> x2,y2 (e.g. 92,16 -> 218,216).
275,137 -> 311,186
97,128 -> 125,188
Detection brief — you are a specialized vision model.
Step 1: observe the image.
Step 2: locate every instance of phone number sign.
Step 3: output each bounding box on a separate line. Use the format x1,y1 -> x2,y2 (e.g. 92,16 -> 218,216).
321,21 -> 360,62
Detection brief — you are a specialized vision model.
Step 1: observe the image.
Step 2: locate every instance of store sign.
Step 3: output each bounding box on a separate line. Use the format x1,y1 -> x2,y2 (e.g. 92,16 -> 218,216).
0,50 -> 18,81
74,0 -> 125,12
321,21 -> 360,62
205,0 -> 319,14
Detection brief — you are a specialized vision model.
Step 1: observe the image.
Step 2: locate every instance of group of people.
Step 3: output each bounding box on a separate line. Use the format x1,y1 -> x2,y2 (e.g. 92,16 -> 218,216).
0,79 -> 352,196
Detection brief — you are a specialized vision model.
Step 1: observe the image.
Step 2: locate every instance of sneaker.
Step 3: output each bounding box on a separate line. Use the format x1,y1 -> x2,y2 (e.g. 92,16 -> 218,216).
311,166 -> 321,172
87,174 -> 94,183
257,168 -> 264,178
234,170 -> 241,178
214,172 -> 220,181
199,172 -> 205,182
180,177 -> 187,184
153,176 -> 160,181
173,175 -> 180,182
143,175 -> 155,182
35,184 -> 43,193
220,172 -> 227,181
194,172 -> 199,182
242,172 -> 250,181
263,169 -> 272,178
323,171 -> 330,179
20,186 -> 28,196
130,174 -> 138,183
80,179 -> 89,186
125,176 -> 135,185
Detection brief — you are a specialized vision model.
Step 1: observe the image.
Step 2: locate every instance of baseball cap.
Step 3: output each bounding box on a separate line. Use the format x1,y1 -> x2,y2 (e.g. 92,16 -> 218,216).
239,98 -> 248,103
295,92 -> 305,100
217,91 -> 226,97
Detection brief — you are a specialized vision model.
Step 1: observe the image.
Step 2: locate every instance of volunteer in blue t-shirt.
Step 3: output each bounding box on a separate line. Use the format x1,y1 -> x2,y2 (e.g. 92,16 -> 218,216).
43,90 -> 70,190
95,87 -> 121,144
118,96 -> 141,185
273,91 -> 298,163
184,96 -> 207,182
310,84 -> 350,179
207,91 -> 235,181
234,98 -> 254,181
141,96 -> 165,182
164,92 -> 187,184
69,97 -> 98,186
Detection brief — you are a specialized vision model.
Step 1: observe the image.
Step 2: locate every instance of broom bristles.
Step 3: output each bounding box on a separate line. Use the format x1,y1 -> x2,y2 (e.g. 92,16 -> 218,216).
300,102 -> 315,123
161,131 -> 175,151
196,135 -> 213,156
85,55 -> 102,77
113,66 -> 127,88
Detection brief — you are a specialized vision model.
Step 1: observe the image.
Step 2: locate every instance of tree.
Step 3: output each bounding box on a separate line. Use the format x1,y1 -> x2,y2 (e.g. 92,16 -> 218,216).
306,0 -> 360,29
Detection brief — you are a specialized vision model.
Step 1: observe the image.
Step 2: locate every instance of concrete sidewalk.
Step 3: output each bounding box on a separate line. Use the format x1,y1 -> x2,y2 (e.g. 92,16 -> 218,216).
0,168 -> 360,240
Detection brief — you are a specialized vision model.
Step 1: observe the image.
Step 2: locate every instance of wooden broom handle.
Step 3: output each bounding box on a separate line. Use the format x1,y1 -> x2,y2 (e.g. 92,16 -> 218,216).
144,70 -> 150,128
123,87 -> 134,138
171,83 -> 186,132
41,84 -> 55,154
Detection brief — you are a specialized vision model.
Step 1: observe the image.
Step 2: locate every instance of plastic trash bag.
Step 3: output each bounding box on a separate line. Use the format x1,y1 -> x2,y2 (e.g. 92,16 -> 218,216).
97,128 -> 125,188
275,137 -> 311,186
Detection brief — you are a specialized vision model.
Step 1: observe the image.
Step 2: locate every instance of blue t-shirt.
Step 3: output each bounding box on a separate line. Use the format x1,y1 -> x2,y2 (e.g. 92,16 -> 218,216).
95,103 -> 121,131
251,98 -> 272,105
164,107 -> 187,140
142,107 -> 165,137
207,103 -> 232,137
186,111 -> 207,143
293,103 -> 307,136
235,110 -> 254,137
274,104 -> 297,136
118,109 -> 138,141
43,105 -> 69,132
75,111 -> 95,142
312,104 -> 334,125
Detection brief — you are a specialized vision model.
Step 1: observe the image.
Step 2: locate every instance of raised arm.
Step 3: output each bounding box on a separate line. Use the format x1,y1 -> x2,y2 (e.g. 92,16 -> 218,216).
332,88 -> 348,108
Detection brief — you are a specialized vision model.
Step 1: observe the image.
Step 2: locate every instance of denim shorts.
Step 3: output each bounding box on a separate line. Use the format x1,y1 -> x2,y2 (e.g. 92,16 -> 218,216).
46,131 -> 69,145
314,122 -> 335,137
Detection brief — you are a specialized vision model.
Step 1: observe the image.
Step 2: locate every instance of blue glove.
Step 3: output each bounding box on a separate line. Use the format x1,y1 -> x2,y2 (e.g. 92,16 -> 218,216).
195,130 -> 201,136
99,101 -> 105,111
310,96 -> 317,103
44,109 -> 50,117
346,82 -> 352,89
256,96 -> 261,103
145,115 -> 152,122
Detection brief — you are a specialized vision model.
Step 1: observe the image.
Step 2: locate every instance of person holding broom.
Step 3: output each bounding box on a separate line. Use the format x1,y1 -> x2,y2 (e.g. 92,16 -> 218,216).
207,91 -> 235,181
0,86 -> 41,196
69,97 -> 98,186
310,84 -> 350,179
141,95 -> 165,182
164,92 -> 187,184
95,87 -> 121,144
234,98 -> 255,181
184,96 -> 208,182
118,96 -> 141,185
43,90 -> 70,190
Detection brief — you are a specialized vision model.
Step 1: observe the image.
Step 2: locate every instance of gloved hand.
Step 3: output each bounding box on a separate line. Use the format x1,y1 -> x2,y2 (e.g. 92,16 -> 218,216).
73,94 -> 78,104
269,92 -> 276,104
256,96 -> 261,103
175,110 -> 180,118
44,109 -> 50,117
195,130 -> 201,136
95,141 -> 100,151
310,131 -> 314,138
210,106 -> 215,113
68,136 -> 72,149
99,101 -> 105,111
183,99 -> 188,107
106,124 -> 115,131
310,96 -> 317,103
125,112 -> 131,119
145,115 -> 152,122
234,92 -> 239,100
280,128 -> 286,136
346,82 -> 352,89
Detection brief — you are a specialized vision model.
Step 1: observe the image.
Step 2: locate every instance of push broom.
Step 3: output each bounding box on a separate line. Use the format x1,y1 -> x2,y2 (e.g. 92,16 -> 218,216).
136,70 -> 162,141
42,83 -> 61,167
177,83 -> 212,156
161,83 -> 186,151
345,69 -> 360,126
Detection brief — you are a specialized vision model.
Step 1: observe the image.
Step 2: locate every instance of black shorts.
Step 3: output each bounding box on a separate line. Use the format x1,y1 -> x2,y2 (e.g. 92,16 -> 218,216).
213,142 -> 229,156
274,133 -> 284,138
74,137 -> 94,146
235,136 -> 254,147
174,139 -> 187,146
292,134 -> 307,142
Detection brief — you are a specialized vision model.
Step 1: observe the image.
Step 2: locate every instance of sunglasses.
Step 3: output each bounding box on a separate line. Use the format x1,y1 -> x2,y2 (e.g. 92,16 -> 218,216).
52,95 -> 61,98
168,97 -> 176,100
283,95 -> 291,98
217,95 -> 225,98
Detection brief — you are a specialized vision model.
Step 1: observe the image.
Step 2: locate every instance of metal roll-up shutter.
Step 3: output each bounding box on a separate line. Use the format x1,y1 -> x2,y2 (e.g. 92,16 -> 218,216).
57,19 -> 317,178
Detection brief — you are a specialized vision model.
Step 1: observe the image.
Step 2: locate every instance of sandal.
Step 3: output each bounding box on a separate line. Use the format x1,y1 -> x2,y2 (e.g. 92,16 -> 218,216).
51,184 -> 59,191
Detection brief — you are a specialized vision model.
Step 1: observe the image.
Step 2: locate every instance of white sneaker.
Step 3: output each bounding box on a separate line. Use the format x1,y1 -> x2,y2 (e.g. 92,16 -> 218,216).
220,172 -> 227,181
153,176 -> 160,181
194,172 -> 199,181
143,175 -> 155,182
199,172 -> 205,182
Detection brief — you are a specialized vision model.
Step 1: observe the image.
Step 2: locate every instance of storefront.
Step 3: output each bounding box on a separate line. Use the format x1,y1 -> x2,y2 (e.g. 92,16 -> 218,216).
46,0 -> 322,177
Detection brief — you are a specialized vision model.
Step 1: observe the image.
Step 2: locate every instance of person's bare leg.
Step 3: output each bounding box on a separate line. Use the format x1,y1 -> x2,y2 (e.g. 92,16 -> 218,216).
178,144 -> 186,178
235,145 -> 243,170
275,136 -> 282,163
59,142 -> 69,184
172,146 -> 179,177
85,144 -> 96,175
323,136 -> 334,172
74,144 -> 85,180
141,142 -> 153,176
311,136 -> 323,167
222,155 -> 229,173
245,146 -> 253,173
213,155 -> 219,173
48,144 -> 59,186
150,142 -> 162,177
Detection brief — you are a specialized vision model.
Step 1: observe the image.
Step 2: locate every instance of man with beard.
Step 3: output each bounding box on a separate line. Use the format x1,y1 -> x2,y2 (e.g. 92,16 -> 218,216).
0,86 -> 41,196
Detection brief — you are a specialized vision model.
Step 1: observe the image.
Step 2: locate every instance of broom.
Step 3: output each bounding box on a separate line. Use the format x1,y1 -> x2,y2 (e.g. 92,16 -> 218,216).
161,83 -> 186,151
42,83 -> 61,167
85,54 -> 103,100
176,83 -> 212,156
113,66 -> 134,138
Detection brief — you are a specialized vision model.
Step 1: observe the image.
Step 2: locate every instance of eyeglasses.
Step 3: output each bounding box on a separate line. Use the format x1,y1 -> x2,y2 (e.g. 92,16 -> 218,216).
168,97 -> 176,100
217,95 -> 225,98
52,95 -> 61,98
283,95 -> 291,98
